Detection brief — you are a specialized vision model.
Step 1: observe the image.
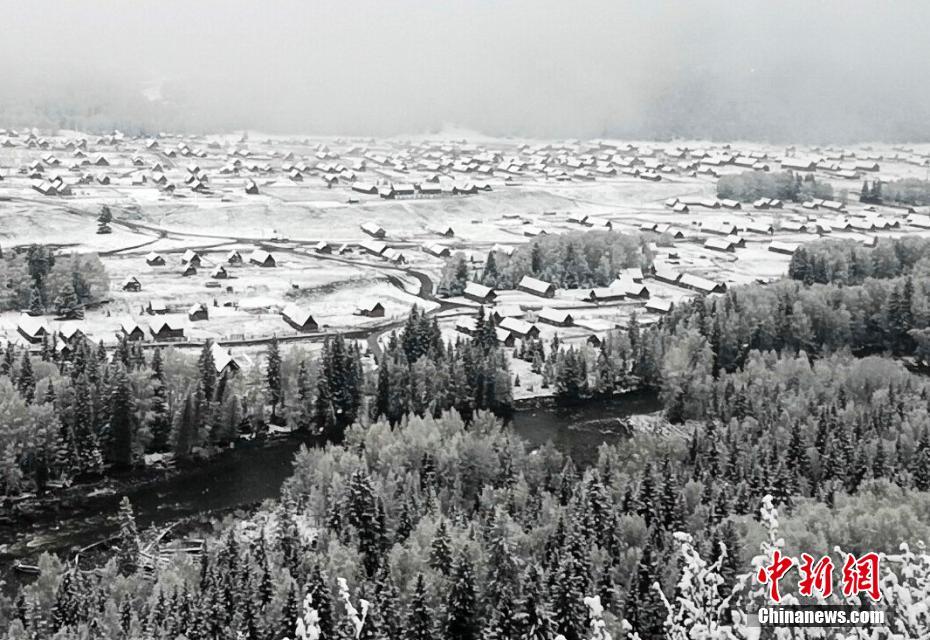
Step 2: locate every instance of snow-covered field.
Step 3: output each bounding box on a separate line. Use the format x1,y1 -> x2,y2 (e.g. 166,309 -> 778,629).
3,130 -> 930,364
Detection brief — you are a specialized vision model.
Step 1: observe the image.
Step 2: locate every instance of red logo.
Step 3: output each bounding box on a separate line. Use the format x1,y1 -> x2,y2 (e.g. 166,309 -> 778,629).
798,553 -> 834,598
756,552 -> 882,603
841,552 -> 881,602
756,550 -> 795,603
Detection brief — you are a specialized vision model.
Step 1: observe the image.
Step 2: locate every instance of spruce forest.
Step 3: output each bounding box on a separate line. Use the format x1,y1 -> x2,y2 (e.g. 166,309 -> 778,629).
3,237 -> 930,638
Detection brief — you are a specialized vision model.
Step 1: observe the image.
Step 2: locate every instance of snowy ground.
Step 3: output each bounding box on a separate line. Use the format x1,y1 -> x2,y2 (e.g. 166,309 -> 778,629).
3,131 -> 930,362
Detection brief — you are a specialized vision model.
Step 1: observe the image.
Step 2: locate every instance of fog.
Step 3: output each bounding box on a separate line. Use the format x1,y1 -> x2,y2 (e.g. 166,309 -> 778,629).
1,0 -> 927,142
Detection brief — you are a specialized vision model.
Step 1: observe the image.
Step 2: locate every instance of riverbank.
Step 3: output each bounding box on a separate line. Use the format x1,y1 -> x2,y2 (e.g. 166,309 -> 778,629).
1,430 -> 305,531
2,391 -> 667,587
0,434 -> 308,584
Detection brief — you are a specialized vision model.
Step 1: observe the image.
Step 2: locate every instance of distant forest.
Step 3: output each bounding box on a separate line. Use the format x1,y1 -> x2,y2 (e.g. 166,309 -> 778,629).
716,170 -> 833,202
0,246 -> 108,314
440,231 -> 649,295
879,179 -> 930,206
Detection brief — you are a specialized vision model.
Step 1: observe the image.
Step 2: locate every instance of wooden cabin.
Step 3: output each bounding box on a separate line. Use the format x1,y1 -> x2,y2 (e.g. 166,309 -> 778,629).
282,303 -> 318,332
211,342 -> 240,375
361,222 -> 386,238
181,250 -> 202,267
120,319 -> 145,341
498,317 -> 540,340
537,307 -> 574,327
463,282 -> 497,304
17,315 -> 48,344
121,276 -> 142,292
248,249 -> 277,268
517,275 -> 556,298
355,300 -> 386,318
149,319 -> 184,342
147,300 -> 168,315
187,303 -> 209,322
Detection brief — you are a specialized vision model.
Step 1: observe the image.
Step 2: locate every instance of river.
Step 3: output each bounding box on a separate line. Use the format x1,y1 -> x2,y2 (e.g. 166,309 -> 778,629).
1,392 -> 661,585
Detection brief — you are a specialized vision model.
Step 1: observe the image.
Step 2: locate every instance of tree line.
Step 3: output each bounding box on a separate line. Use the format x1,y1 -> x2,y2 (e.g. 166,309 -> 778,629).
788,236 -> 930,285
879,178 -> 930,207
9,395 -> 930,639
0,306 -> 512,498
716,170 -> 833,202
372,306 -> 513,425
439,230 -> 648,295
0,245 -> 108,315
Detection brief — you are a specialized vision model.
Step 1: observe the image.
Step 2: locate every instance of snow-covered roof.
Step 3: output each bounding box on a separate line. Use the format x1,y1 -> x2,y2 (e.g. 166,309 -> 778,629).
282,303 -> 315,327
464,281 -> 495,299
17,314 -> 47,338
518,275 -> 555,294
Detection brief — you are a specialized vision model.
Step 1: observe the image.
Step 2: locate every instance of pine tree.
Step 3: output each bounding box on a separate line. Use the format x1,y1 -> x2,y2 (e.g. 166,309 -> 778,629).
406,574 -> 434,640
624,532 -> 667,639
116,497 -> 140,576
913,428 -> 930,491
1,341 -> 14,376
430,520 -> 453,575
314,373 -> 338,440
307,563 -> 334,639
517,565 -> 554,640
374,568 -> 404,640
483,251 -> 499,286
108,364 -> 134,469
531,243 -> 542,275
29,286 -> 43,315
295,360 -> 314,432
445,551 -> 478,640
485,511 -> 520,607
485,587 -> 518,640
345,469 -> 382,577
280,583 -> 301,640
550,552 -> 587,640
198,341 -> 217,400
173,392 -> 196,459
265,336 -> 282,419
375,359 -> 390,422
17,351 -> 35,403
149,349 -> 171,452
452,255 -> 469,295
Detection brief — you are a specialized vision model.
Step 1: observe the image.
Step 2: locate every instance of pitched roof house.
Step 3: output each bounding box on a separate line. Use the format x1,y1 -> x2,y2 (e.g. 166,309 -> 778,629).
149,318 -> 185,341
248,249 -> 277,267
537,307 -> 574,326
517,275 -> 556,298
463,282 -> 496,304
282,303 -> 318,332
17,314 -> 48,344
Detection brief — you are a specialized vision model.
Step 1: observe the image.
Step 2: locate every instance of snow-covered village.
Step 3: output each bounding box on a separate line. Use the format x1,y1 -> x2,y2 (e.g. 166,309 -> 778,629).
2,2 -> 930,639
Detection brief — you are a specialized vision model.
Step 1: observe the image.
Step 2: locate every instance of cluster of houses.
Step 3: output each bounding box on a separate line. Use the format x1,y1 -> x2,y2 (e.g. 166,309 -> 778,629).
352,180 -> 491,199
451,261 -> 699,348
138,247 -> 279,280
651,186 -> 922,258
12,310 -> 243,374
7,128 -> 930,206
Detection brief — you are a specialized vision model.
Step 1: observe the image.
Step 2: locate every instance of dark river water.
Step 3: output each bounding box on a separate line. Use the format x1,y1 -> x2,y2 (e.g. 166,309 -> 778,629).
1,392 -> 661,584
510,391 -> 662,464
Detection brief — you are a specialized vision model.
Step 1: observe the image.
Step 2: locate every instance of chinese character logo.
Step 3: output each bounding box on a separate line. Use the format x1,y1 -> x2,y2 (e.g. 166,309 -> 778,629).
756,551 -> 882,603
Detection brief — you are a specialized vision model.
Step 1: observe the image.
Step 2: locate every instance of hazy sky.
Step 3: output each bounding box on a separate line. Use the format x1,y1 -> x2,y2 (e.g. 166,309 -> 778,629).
1,1 -> 927,141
